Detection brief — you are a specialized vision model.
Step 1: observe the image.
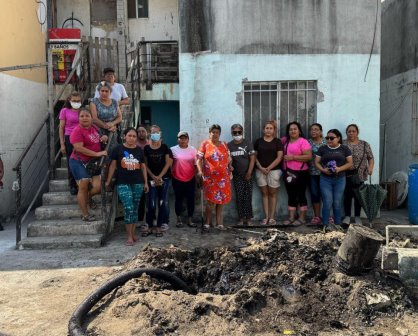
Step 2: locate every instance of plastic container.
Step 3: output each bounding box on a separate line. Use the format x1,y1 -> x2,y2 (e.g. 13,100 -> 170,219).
408,163 -> 418,224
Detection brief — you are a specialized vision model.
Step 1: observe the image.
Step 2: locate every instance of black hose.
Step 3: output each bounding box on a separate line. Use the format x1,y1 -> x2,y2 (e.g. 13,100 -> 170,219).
68,268 -> 195,336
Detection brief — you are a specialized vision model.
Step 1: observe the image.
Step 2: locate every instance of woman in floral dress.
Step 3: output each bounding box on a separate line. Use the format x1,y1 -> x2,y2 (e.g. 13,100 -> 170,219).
197,124 -> 232,231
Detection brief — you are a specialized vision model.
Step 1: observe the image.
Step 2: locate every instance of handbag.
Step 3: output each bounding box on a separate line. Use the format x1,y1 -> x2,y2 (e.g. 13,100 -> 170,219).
284,141 -> 306,185
346,142 -> 366,186
76,153 -> 102,176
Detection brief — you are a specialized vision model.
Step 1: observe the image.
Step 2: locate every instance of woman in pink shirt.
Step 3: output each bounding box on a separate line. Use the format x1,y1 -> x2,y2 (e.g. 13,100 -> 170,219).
59,91 -> 82,195
171,131 -> 197,227
282,122 -> 312,226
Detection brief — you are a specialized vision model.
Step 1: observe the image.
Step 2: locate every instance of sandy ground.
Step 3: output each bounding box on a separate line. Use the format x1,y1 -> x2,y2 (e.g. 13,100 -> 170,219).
0,209 -> 416,336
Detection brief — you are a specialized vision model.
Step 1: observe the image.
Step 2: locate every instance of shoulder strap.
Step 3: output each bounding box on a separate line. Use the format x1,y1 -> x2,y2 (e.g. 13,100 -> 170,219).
354,141 -> 367,169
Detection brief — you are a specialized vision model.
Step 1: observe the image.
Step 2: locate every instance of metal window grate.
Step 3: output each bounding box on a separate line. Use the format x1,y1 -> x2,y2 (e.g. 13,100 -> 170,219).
243,81 -> 317,141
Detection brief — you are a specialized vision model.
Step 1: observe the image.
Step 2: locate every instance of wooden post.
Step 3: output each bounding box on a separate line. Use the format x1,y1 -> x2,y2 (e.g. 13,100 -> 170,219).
336,224 -> 384,275
94,37 -> 100,82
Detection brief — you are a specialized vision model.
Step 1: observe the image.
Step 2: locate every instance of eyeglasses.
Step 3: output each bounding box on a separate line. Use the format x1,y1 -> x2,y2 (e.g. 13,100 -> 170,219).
325,136 -> 336,141
232,131 -> 242,135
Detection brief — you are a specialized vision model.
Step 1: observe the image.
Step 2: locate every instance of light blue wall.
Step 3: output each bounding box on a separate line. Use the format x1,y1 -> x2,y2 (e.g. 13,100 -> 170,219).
140,83 -> 179,101
179,53 -> 380,220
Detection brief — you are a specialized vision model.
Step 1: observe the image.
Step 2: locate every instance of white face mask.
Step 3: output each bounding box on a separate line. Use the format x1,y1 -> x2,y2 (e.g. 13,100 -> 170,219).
233,135 -> 243,141
70,102 -> 82,109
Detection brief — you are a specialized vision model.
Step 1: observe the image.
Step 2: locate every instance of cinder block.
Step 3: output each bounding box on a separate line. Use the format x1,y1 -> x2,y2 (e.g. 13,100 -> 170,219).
381,247 -> 399,270
398,250 -> 418,280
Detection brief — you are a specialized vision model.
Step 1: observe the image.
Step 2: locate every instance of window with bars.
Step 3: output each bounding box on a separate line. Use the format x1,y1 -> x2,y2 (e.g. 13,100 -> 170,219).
243,81 -> 317,142
128,0 -> 149,19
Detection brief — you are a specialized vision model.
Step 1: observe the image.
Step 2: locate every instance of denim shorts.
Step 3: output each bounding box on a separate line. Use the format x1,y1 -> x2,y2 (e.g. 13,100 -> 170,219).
69,158 -> 99,181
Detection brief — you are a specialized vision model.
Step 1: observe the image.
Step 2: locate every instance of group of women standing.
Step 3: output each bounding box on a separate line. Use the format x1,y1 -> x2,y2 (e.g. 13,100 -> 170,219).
59,79 -> 375,244
196,121 -> 374,231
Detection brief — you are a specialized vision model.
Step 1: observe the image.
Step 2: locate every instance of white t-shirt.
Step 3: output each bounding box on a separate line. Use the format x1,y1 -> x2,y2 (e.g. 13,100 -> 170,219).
94,82 -> 128,102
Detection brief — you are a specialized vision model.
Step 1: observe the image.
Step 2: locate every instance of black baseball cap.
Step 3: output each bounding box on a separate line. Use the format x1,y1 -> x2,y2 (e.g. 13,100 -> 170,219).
103,67 -> 115,75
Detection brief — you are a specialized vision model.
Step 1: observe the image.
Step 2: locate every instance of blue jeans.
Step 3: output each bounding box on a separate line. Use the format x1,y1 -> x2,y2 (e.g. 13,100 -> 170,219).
320,175 -> 346,225
309,175 -> 321,204
146,178 -> 171,228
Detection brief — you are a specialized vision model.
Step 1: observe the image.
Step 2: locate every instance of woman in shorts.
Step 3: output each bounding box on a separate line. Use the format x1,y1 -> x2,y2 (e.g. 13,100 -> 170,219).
69,108 -> 108,222
254,120 -> 284,225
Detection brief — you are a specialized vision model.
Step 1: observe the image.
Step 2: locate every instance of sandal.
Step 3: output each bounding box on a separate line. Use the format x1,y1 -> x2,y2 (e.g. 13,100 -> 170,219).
126,240 -> 134,246
292,219 -> 305,226
81,214 -> 96,222
283,219 -> 295,226
260,218 -> 269,225
155,227 -> 164,237
88,199 -> 97,210
216,225 -> 226,231
187,221 -> 197,228
268,218 -> 277,225
176,221 -> 184,228
309,216 -> 322,226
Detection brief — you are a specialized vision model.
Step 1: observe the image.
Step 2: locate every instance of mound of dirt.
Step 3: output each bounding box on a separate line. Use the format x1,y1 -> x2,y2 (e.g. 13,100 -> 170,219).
87,230 -> 416,336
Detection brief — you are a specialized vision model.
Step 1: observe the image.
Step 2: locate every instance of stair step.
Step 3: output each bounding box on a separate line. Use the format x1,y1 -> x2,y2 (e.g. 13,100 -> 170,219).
27,219 -> 106,237
49,179 -> 69,192
35,204 -> 105,220
55,167 -> 68,179
42,191 -> 112,205
18,234 -> 104,249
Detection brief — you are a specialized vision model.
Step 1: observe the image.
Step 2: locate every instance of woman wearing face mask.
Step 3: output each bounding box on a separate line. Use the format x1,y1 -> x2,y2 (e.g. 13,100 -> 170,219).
315,129 -> 353,230
227,123 -> 256,226
59,91 -> 83,195
90,81 -> 122,154
197,124 -> 232,231
308,123 -> 327,225
342,124 -> 375,226
143,125 -> 173,237
106,127 -> 149,246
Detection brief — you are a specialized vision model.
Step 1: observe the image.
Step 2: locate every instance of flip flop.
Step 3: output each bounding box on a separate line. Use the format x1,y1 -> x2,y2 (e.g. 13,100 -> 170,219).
260,218 -> 269,225
125,240 -> 134,246
216,225 -> 226,231
282,219 -> 295,226
292,219 -> 305,226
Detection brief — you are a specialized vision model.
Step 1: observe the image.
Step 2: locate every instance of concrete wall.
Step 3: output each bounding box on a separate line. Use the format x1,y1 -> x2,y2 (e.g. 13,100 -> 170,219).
179,0 -> 380,54
0,1 -> 48,217
380,0 -> 418,179
128,0 -> 179,44
381,0 -> 418,80
56,0 -> 91,37
178,0 -> 381,219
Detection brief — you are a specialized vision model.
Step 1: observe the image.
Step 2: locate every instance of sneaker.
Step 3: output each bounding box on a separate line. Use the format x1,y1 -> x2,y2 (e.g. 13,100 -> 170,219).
354,217 -> 362,225
161,223 -> 169,231
329,217 -> 335,225
342,216 -> 351,225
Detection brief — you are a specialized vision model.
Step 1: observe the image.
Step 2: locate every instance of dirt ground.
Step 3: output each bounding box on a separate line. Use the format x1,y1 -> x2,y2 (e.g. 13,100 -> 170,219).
0,213 -> 417,336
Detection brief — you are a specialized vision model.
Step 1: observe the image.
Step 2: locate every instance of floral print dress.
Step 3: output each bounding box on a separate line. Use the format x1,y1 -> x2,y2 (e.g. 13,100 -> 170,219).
197,140 -> 231,204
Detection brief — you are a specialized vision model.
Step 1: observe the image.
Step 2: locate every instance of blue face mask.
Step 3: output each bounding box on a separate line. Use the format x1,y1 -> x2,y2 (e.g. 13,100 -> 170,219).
150,133 -> 161,142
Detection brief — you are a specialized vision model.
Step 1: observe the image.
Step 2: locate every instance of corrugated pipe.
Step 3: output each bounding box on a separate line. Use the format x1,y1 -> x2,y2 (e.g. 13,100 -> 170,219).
68,268 -> 195,336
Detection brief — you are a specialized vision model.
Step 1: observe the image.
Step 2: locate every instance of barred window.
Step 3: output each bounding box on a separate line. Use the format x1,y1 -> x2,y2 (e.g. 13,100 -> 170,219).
243,81 -> 317,141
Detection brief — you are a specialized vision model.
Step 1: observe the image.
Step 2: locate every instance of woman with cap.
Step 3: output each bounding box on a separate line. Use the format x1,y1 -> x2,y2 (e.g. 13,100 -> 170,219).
94,67 -> 129,105
227,123 -> 256,225
197,124 -> 232,231
90,81 -> 122,155
171,131 -> 198,228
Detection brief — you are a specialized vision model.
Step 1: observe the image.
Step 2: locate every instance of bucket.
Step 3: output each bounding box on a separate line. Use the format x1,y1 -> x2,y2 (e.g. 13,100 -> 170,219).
408,163 -> 418,224
335,224 -> 384,275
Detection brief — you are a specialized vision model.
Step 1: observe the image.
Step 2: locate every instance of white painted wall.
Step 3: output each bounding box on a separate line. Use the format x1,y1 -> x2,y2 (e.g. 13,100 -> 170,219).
380,68 -> 418,180
128,0 -> 179,44
179,53 -> 380,219
0,74 -> 48,217
56,0 -> 91,37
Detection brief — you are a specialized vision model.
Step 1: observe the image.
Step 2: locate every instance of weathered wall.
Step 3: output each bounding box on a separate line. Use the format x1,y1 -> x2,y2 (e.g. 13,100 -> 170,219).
128,0 -> 179,43
179,53 -> 381,219
179,0 -> 380,54
0,1 -> 48,217
380,0 -> 418,179
56,0 -> 91,37
178,0 -> 381,219
381,0 -> 418,80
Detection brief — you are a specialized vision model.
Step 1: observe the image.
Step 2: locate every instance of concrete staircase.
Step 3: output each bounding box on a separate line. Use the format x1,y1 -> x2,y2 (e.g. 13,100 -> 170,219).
18,157 -> 113,249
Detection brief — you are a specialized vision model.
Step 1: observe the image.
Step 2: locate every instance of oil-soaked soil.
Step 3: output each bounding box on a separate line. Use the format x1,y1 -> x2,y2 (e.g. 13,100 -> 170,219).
87,230 -> 417,336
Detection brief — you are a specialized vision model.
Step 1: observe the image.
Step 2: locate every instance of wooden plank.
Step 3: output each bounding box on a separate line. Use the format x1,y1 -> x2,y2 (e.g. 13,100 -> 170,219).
94,37 -> 100,82
100,37 -> 105,72
106,38 -> 112,67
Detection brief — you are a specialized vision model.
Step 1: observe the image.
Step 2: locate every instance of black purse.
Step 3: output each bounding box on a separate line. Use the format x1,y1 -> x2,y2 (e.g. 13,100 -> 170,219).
284,141 -> 306,185
75,153 -> 103,176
